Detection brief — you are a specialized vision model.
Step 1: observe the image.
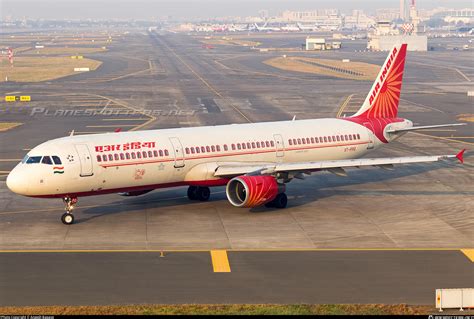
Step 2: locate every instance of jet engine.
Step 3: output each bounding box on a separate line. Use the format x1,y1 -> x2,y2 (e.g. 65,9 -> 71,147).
226,175 -> 284,208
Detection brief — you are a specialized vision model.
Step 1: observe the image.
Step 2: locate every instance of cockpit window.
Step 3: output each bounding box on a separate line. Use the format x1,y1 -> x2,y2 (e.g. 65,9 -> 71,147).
42,156 -> 53,165
26,156 -> 42,164
21,155 -> 28,164
52,156 -> 62,165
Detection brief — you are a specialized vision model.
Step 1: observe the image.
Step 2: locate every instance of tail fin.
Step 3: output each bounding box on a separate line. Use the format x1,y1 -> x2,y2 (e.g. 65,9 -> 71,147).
352,43 -> 407,119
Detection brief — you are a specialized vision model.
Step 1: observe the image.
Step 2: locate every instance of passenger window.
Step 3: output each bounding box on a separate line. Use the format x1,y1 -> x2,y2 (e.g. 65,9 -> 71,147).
42,156 -> 53,165
52,156 -> 62,165
26,156 -> 42,164
251,142 -> 256,149
232,144 -> 236,150
97,155 -> 102,162
270,141 -> 274,147
311,137 -> 315,143
142,151 -> 147,158
165,150 -> 169,156
216,145 -> 220,152
353,134 -> 357,140
126,153 -> 131,160
137,152 -> 142,159
148,151 -> 153,158
153,150 -> 158,157
237,143 -> 241,150
349,135 -> 353,140
120,153 -> 125,160
302,138 -> 306,145
223,145 -> 227,151
336,136 -> 340,142
190,148 -> 195,154
185,148 -> 190,154
211,145 -> 215,152
357,134 -> 361,140
306,138 -> 310,144
206,146 -> 210,152
288,139 -> 292,146
102,155 -> 108,162
108,154 -> 113,161
195,147 -> 200,154
242,143 -> 247,150
131,153 -> 136,159
114,154 -> 119,161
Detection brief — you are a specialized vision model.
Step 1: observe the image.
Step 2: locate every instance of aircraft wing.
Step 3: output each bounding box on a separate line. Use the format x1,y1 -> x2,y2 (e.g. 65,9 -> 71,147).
214,150 -> 465,178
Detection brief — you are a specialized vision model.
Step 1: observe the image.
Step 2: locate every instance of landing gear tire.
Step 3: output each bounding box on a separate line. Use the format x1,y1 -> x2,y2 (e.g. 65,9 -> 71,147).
61,213 -> 74,225
196,186 -> 211,201
274,193 -> 288,209
61,196 -> 77,225
187,186 -> 198,200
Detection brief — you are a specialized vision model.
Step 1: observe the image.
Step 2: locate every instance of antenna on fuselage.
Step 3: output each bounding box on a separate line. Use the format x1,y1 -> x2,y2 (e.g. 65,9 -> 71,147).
69,130 -> 75,136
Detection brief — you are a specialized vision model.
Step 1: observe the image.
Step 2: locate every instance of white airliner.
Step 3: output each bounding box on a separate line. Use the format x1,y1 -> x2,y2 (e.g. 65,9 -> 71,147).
6,43 -> 465,224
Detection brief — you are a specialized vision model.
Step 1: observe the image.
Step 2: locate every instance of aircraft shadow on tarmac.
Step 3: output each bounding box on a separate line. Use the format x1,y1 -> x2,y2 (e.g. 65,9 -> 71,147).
78,158 -> 471,222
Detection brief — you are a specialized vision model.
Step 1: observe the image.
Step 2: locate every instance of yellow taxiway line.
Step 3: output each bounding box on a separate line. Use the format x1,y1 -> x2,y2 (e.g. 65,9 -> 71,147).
461,249 -> 474,262
336,94 -> 354,118
210,250 -> 231,272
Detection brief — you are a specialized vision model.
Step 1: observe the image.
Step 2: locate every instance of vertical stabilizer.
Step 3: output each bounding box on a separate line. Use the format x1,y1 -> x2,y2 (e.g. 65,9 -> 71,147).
352,43 -> 407,119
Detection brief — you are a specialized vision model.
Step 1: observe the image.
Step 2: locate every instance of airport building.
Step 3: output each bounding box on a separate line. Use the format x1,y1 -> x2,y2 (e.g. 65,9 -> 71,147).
306,38 -> 341,50
368,0 -> 427,51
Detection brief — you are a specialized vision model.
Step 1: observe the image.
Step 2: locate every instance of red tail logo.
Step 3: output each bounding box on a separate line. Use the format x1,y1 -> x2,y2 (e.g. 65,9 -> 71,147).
353,44 -> 407,119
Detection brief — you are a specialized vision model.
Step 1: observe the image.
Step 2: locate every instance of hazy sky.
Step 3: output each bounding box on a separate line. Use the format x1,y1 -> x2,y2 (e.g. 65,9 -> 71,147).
2,0 -> 473,20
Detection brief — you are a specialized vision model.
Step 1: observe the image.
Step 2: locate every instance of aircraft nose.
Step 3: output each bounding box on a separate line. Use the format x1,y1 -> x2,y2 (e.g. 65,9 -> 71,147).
6,168 -> 29,195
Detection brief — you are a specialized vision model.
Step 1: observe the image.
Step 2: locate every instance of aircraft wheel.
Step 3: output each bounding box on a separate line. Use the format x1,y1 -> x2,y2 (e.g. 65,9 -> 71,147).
187,186 -> 198,200
273,193 -> 288,209
61,213 -> 74,225
196,186 -> 211,201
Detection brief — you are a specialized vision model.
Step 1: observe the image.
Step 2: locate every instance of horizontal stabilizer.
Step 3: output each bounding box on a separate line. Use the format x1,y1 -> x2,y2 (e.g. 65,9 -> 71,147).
386,123 -> 466,133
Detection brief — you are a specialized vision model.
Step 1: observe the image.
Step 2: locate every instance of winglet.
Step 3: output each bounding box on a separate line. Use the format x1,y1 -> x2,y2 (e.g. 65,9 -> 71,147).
114,128 -> 122,133
456,149 -> 466,164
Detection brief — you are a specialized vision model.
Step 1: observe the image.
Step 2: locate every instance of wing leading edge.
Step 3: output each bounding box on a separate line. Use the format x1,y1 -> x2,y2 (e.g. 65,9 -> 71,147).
214,150 -> 466,178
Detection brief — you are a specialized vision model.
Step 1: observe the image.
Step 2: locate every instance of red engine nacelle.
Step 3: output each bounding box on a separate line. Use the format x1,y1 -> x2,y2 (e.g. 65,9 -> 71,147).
226,175 -> 284,208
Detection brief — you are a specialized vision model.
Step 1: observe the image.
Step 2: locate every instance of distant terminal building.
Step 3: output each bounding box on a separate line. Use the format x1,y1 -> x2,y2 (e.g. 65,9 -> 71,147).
368,0 -> 428,52
306,38 -> 341,50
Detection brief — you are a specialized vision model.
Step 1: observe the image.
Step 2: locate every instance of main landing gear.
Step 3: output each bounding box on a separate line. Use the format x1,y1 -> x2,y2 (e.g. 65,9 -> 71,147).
187,186 -> 211,201
265,193 -> 288,209
61,196 -> 78,225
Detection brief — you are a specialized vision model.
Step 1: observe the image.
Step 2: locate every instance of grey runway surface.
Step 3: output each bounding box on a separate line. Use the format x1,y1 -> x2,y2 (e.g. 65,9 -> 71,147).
0,30 -> 473,307
1,250 -> 472,306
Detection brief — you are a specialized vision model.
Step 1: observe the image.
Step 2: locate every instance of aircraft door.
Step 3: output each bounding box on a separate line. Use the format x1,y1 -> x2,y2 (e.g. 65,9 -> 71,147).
363,122 -> 375,149
273,134 -> 285,157
74,144 -> 94,177
169,137 -> 185,168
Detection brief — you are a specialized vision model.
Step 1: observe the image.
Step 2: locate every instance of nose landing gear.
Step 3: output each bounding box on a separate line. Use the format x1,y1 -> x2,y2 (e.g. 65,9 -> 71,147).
61,196 -> 78,225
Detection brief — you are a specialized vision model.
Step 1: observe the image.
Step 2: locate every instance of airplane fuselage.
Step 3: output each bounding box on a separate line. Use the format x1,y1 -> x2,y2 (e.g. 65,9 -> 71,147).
7,117 -> 411,198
